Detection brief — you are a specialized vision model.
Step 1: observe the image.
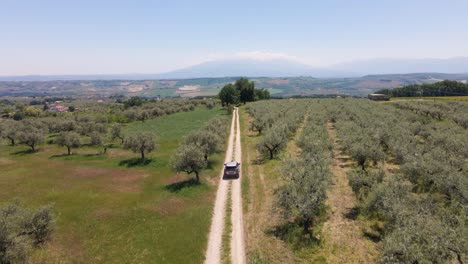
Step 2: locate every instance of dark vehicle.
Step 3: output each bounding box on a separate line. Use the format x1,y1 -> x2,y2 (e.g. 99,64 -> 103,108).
224,161 -> 240,179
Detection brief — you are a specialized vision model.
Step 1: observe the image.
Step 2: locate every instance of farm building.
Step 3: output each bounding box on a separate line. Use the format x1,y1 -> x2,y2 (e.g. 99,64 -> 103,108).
368,93 -> 390,101
49,105 -> 68,112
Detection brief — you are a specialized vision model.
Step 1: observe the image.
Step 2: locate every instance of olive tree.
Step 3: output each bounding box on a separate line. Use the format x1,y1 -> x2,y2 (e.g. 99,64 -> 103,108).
348,169 -> 384,202
349,142 -> 385,170
89,131 -> 109,154
184,131 -> 222,161
55,119 -> 77,132
250,116 -> 267,135
276,158 -> 329,233
123,132 -> 156,160
381,214 -> 464,264
56,131 -> 81,155
136,110 -> 150,122
0,202 -> 54,264
203,117 -> 229,138
256,127 -> 287,160
18,128 -> 44,152
172,144 -> 207,182
111,124 -> 124,144
1,120 -> 21,145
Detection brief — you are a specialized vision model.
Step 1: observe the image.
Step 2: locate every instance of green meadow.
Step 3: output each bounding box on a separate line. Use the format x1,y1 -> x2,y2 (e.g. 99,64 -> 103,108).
0,107 -> 226,263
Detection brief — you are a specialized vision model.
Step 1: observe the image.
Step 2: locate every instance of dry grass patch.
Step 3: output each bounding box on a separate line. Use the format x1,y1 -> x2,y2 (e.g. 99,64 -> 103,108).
72,167 -> 109,179
91,208 -> 114,220
313,122 -> 379,263
241,109 -> 294,264
70,166 -> 146,193
0,157 -> 15,165
152,197 -> 188,217
33,231 -> 85,263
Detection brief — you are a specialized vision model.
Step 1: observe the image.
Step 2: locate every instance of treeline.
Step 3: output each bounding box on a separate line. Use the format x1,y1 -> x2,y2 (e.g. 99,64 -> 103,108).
0,98 -> 218,158
0,115 -> 157,159
0,97 -> 217,122
376,80 -> 468,97
218,78 -> 270,106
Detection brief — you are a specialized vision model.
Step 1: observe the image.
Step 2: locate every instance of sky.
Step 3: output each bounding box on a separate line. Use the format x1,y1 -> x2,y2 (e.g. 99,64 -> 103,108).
1,0 -> 467,75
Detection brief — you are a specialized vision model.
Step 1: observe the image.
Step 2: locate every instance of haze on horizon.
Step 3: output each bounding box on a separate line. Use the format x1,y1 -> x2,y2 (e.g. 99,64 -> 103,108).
1,0 -> 467,76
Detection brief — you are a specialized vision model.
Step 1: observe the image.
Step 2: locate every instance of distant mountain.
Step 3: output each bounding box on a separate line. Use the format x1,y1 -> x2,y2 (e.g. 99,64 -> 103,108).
331,57 -> 468,75
0,57 -> 467,81
155,59 -> 357,79
0,59 -> 355,81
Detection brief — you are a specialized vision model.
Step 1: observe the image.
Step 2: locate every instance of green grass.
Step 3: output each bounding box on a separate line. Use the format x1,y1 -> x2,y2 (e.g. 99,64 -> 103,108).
0,107 -> 227,263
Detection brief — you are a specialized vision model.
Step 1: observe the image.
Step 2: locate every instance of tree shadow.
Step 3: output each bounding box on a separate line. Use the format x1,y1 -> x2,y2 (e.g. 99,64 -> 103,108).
50,153 -> 103,159
344,207 -> 360,220
11,149 -> 35,156
338,163 -> 353,168
363,223 -> 384,242
222,174 -> 240,180
164,178 -> 199,193
252,158 -> 265,165
81,153 -> 103,157
49,154 -> 72,158
266,222 -> 320,250
206,160 -> 217,170
119,158 -> 153,167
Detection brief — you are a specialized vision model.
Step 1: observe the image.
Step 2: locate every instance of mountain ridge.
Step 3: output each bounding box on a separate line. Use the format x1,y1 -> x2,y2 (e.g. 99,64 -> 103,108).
0,57 -> 467,81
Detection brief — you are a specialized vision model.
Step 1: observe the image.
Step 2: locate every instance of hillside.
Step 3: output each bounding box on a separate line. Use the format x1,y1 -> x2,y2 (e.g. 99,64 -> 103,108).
1,73 -> 468,98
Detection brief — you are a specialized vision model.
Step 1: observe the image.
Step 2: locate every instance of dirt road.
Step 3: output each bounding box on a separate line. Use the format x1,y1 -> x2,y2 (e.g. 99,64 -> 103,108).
205,108 -> 246,264
230,108 -> 246,264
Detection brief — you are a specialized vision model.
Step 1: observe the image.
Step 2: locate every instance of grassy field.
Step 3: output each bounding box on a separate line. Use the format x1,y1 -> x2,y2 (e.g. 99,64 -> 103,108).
0,107 -> 227,263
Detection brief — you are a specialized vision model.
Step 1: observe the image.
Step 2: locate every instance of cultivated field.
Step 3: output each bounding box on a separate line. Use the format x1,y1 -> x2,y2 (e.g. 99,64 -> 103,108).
240,98 -> 467,263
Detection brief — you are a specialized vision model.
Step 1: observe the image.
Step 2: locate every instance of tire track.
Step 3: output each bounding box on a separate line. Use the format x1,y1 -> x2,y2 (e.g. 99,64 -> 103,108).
204,109 -> 236,264
231,108 -> 246,264
205,108 -> 245,264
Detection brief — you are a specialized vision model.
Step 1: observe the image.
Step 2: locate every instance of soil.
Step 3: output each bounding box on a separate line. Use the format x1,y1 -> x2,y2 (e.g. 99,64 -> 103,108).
318,121 -> 379,263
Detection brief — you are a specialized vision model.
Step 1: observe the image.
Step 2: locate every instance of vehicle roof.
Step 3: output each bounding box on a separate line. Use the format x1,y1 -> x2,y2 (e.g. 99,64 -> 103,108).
225,161 -> 238,167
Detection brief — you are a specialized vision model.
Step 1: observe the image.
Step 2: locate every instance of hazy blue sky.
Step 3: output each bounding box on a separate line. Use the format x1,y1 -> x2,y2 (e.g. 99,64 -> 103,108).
1,0 -> 467,75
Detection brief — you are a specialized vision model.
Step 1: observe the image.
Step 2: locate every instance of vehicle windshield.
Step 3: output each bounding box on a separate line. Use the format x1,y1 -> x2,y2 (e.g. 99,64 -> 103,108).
225,166 -> 237,171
